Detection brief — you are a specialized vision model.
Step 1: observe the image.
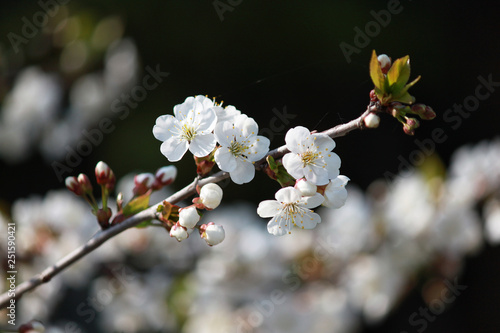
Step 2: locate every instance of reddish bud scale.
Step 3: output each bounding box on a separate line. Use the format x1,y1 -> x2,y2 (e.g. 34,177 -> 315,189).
97,207 -> 113,229
65,176 -> 83,196
77,173 -> 93,193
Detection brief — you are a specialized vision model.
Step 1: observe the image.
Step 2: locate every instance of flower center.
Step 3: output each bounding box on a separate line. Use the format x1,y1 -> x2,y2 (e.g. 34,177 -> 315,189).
301,150 -> 319,167
229,140 -> 247,157
181,123 -> 196,142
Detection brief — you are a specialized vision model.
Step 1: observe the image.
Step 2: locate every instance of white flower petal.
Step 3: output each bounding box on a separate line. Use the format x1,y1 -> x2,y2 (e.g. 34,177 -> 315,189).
160,137 -> 188,162
173,96 -> 195,119
214,121 -> 234,147
275,187 -> 301,203
282,153 -> 304,179
189,133 -> 216,157
229,159 -> 255,184
294,209 -> 321,229
301,193 -> 325,208
247,136 -> 270,161
214,147 -> 238,172
267,214 -> 292,236
257,200 -> 282,217
314,133 -> 336,151
153,115 -> 178,141
193,106 -> 217,133
285,126 -> 311,153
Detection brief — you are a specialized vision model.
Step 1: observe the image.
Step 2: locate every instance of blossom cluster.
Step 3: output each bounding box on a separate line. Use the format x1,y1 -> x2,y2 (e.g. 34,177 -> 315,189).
153,95 -> 270,185
153,96 -> 350,236
258,126 -> 350,235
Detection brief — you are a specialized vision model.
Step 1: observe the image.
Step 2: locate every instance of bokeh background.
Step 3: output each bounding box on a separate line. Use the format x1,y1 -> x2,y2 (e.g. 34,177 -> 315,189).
1,0 -> 500,332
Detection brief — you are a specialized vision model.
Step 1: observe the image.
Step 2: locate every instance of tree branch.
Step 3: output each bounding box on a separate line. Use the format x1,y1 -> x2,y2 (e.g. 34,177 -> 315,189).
0,106 -> 374,309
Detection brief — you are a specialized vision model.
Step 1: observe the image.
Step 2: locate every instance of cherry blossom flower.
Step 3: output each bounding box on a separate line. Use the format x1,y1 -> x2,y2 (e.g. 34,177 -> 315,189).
322,175 -> 350,208
153,96 -> 217,162
214,114 -> 270,184
215,105 -> 242,125
282,126 -> 341,186
257,187 -> 324,236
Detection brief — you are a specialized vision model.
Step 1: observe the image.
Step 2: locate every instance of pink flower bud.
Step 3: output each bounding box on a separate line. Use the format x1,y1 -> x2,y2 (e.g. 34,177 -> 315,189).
65,176 -> 83,196
133,173 -> 155,196
170,222 -> 189,242
200,222 -> 225,246
95,161 -> 116,190
153,165 -> 177,189
77,173 -> 93,193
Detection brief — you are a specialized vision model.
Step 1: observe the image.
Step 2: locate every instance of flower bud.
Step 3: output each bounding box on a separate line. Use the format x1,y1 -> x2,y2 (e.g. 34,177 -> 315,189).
170,222 -> 189,242
369,89 -> 378,102
200,222 -> 225,246
179,206 -> 200,229
411,104 -> 436,120
77,173 -> 93,193
133,173 -> 155,196
19,320 -> 45,333
95,161 -> 116,190
199,183 -> 223,210
403,117 -> 420,136
364,113 -> 380,128
390,102 -> 408,117
295,178 -> 317,196
65,176 -> 83,196
153,165 -> 177,190
96,207 -> 112,229
378,54 -> 391,74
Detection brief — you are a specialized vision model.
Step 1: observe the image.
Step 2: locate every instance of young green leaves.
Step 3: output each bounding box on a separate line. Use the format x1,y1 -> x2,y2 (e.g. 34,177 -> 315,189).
370,50 -> 421,105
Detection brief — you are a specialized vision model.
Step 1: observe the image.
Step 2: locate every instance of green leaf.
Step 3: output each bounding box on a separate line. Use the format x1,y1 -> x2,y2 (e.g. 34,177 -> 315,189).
123,191 -> 151,216
387,55 -> 410,94
393,92 -> 415,104
369,50 -> 385,92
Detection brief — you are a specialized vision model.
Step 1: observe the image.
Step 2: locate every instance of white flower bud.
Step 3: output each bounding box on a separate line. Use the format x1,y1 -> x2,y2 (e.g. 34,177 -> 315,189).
294,178 -> 318,196
200,183 -> 223,209
155,165 -> 177,185
377,54 -> 391,71
135,173 -> 155,187
364,113 -> 380,128
179,206 -> 200,229
170,223 -> 189,242
201,222 -> 225,246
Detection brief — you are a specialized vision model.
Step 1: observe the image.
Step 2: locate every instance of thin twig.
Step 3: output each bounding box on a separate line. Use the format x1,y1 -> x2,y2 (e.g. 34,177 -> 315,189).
0,107 -> 374,309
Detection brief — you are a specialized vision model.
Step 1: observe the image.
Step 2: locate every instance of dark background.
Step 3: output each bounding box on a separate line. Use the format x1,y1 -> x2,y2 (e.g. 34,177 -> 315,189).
1,0 -> 500,332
